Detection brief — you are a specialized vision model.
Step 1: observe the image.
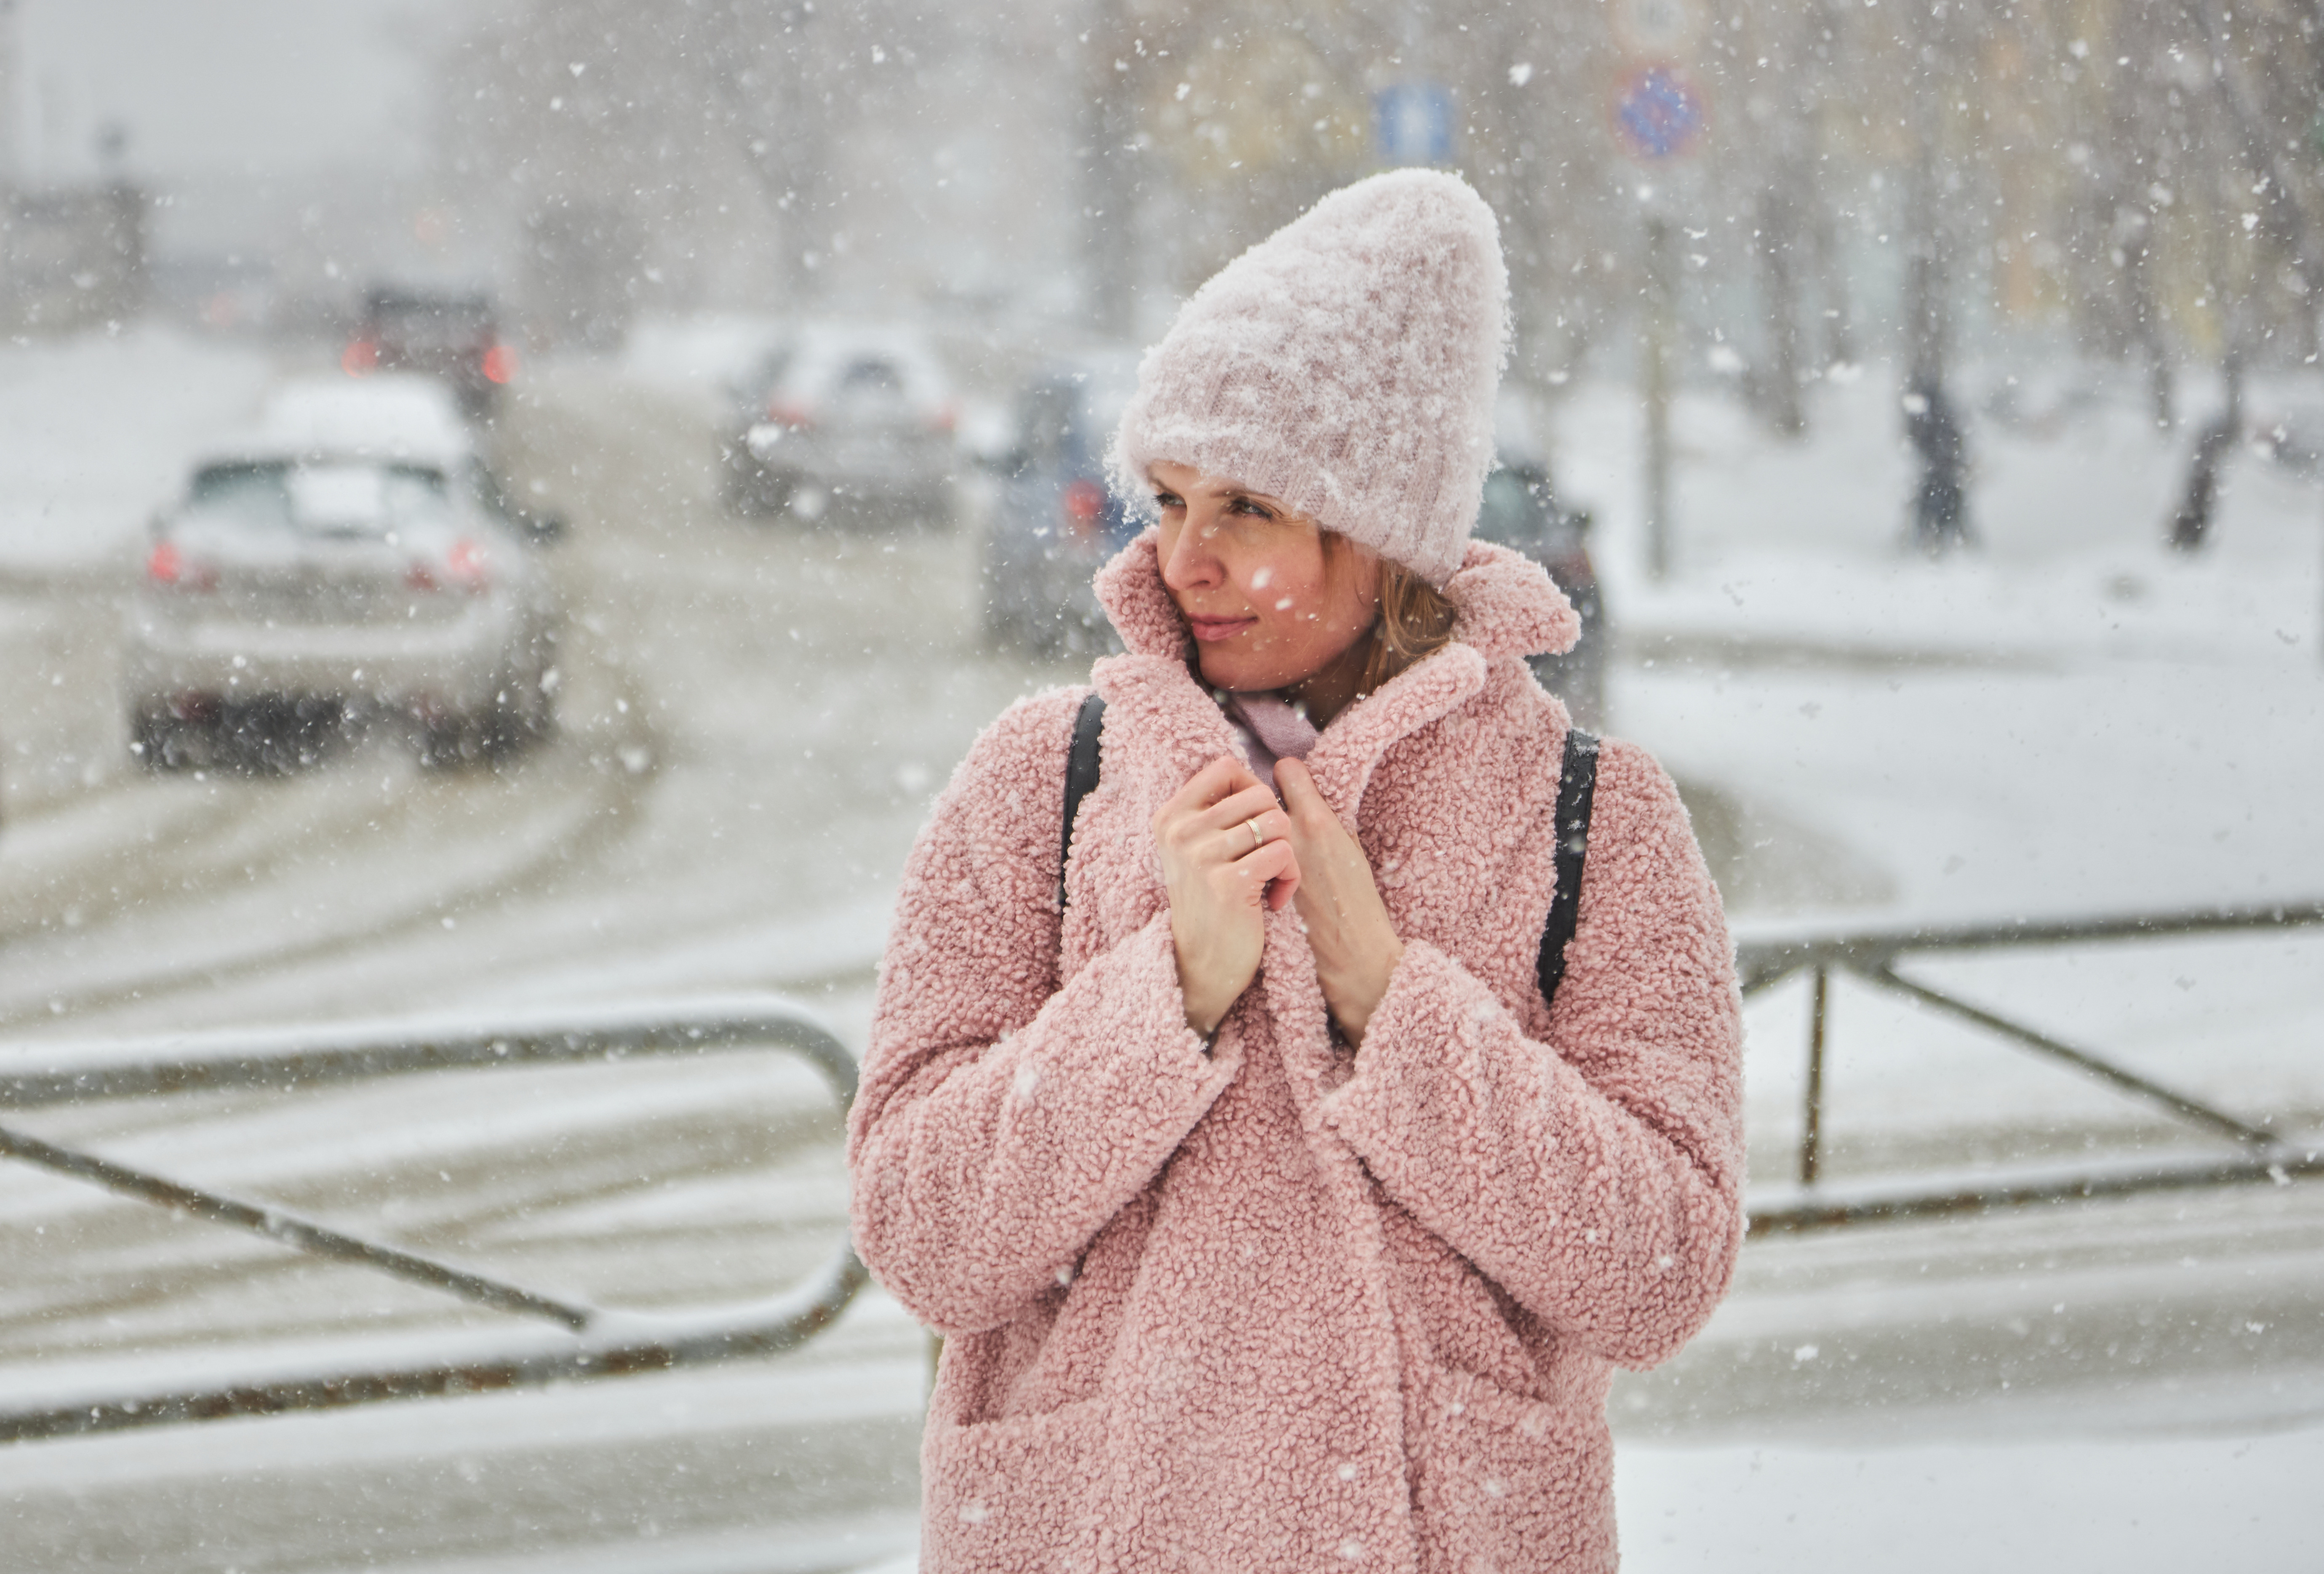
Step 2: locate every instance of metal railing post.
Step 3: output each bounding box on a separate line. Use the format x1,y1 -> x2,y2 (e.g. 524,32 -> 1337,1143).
1734,901 -> 2324,1236
1800,963 -> 1829,1187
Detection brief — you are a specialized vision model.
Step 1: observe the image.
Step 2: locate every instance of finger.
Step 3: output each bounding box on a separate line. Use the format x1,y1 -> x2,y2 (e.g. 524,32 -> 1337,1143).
1228,838 -> 1300,906
1154,758 -> 1268,842
1273,758 -> 1327,830
1193,780 -> 1282,832
1273,758 -> 1351,843
1187,753 -> 1264,806
1265,868 -> 1299,912
1203,798 -> 1289,858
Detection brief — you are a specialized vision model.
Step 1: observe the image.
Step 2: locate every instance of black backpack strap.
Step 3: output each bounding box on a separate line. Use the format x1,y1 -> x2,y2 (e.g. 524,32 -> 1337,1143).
1537,728 -> 1601,1012
1059,692 -> 1107,910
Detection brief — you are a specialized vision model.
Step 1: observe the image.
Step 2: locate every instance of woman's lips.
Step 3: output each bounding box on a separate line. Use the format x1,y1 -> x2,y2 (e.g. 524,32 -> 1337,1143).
1187,615 -> 1257,643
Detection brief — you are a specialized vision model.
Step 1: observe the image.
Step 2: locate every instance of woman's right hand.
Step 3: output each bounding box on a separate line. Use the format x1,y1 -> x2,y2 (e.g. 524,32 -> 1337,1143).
1153,756 -> 1300,1037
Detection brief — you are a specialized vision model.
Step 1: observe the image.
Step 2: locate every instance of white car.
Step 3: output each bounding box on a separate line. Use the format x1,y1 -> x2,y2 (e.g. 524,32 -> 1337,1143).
124,376 -> 563,770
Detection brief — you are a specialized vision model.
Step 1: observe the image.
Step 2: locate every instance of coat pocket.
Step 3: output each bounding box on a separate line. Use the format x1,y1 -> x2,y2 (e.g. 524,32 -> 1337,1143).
1414,1369 -> 1617,1574
920,1396 -> 1105,1574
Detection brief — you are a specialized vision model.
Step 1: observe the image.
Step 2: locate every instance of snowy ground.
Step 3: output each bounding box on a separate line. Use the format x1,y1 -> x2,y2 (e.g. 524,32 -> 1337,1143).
0,325 -> 279,579
1,328 -> 2321,1569
1579,368 -> 2324,1570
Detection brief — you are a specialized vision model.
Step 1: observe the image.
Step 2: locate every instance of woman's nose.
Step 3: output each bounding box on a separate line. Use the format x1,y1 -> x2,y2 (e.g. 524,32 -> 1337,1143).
1159,518 -> 1222,590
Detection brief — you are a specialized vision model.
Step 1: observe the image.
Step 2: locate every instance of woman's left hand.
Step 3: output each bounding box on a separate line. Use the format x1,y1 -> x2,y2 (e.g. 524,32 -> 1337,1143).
1275,758 -> 1403,1046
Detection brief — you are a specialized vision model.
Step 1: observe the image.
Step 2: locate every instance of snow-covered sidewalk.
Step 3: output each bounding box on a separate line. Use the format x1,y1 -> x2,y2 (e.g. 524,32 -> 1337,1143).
0,325 -> 278,577
1617,1420 -> 2323,1571
1554,364 -> 2324,1573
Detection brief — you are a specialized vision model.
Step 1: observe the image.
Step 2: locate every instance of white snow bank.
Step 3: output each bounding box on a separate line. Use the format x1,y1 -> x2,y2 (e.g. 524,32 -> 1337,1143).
1559,364 -> 2324,667
0,325 -> 277,572
1617,1421 -> 2324,1571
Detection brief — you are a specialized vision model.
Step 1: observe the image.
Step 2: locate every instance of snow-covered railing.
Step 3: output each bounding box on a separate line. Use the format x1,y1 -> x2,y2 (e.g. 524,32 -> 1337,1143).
1734,902 -> 2324,1235
0,995 -> 867,1443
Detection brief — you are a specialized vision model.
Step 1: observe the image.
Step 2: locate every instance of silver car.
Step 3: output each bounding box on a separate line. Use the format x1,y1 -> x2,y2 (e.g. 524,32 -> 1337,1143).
125,379 -> 562,770
722,321 -> 959,525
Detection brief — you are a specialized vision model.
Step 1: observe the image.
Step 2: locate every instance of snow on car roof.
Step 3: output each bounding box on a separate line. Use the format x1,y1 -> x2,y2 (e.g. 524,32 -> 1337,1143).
774,320 -> 953,403
243,374 -> 475,466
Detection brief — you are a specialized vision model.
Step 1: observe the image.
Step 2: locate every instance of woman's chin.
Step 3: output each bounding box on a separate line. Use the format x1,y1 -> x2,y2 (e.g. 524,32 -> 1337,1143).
1193,649 -> 1280,694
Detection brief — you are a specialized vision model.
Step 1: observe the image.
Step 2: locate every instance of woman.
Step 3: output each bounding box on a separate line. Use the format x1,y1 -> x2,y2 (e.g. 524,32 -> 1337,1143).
848,171 -> 1744,1572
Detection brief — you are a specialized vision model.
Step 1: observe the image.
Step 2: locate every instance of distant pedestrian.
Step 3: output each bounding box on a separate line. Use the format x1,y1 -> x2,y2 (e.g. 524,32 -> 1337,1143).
849,170 -> 1744,1573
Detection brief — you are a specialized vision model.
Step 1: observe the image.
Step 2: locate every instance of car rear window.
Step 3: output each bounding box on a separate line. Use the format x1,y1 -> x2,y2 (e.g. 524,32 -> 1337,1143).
836,359 -> 905,397
184,462 -> 452,536
371,296 -> 494,341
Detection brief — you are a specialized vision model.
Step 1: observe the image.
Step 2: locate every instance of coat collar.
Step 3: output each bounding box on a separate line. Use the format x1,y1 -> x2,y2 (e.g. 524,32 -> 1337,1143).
1090,530 -> 1578,822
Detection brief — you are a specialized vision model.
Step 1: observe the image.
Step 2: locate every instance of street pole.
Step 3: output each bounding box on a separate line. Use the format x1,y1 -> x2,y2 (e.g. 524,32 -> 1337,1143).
1643,211 -> 1676,582
1606,2 -> 1706,584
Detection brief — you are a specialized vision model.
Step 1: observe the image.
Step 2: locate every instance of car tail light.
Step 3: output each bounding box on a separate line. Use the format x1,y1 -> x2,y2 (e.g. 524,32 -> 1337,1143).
1061,479 -> 1106,544
930,401 -> 958,434
764,399 -> 814,430
408,539 -> 491,594
146,540 -> 216,590
447,538 -> 491,591
482,343 -> 518,385
342,338 -> 379,376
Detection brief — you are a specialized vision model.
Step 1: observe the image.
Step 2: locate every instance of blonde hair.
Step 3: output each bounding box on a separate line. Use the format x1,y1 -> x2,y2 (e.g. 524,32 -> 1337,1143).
1321,532 -> 1458,696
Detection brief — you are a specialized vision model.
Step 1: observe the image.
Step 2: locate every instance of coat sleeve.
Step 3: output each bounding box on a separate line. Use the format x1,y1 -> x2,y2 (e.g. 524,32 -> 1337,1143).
1319,739 -> 1745,1370
846,690 -> 1238,1337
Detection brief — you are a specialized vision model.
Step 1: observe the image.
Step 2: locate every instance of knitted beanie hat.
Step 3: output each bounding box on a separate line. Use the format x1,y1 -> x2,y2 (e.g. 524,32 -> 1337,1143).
1110,168 -> 1510,587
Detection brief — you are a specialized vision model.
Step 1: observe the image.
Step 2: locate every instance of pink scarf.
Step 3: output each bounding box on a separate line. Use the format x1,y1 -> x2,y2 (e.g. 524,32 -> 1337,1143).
1221,691 -> 1319,791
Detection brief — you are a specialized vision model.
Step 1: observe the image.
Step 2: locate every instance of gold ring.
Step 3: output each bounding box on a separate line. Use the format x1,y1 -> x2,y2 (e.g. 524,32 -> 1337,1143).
1244,816 -> 1266,851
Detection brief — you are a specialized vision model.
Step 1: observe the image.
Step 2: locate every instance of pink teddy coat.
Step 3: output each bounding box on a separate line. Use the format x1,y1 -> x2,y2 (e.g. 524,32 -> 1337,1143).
848,533 -> 1745,1573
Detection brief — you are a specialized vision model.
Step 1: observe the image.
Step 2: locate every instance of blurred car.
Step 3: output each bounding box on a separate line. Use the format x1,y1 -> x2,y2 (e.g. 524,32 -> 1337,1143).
723,321 -> 959,525
980,349 -> 1142,655
254,374 -> 565,543
124,376 -> 563,771
1473,393 -> 1606,731
344,287 -> 513,421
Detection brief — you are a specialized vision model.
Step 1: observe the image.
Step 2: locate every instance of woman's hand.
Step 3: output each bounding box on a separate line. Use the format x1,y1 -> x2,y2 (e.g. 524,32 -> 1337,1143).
1275,758 -> 1403,1047
1153,756 -> 1300,1037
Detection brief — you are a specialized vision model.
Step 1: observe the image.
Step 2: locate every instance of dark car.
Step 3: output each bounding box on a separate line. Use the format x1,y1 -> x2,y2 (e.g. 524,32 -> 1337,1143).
981,351 -> 1142,655
1471,457 -> 1606,732
344,288 -> 513,421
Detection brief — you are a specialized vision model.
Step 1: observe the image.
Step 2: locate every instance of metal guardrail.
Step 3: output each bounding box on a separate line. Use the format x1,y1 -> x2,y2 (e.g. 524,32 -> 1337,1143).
0,995 -> 867,1443
1736,900 -> 2324,1235
7,908 -> 2319,1437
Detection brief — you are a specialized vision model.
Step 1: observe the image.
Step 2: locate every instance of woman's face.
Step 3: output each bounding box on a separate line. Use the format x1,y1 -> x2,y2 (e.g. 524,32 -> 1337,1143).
1150,460 -> 1381,695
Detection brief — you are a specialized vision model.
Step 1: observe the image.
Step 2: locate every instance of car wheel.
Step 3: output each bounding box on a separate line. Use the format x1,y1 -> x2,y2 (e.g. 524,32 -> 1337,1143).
418,713 -> 486,770
131,713 -> 203,771
484,674 -> 555,760
724,457 -> 790,518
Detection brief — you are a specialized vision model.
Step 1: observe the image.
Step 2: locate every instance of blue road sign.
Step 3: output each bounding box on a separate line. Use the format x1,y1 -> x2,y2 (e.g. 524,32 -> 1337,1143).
1374,83 -> 1454,166
1612,64 -> 1705,160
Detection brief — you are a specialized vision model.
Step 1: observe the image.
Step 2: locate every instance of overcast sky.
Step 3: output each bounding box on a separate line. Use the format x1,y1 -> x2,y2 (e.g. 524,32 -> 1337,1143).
11,0 -> 464,183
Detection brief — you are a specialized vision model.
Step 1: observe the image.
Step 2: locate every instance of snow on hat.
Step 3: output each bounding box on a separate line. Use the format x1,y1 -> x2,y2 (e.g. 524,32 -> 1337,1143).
1110,168 -> 1510,587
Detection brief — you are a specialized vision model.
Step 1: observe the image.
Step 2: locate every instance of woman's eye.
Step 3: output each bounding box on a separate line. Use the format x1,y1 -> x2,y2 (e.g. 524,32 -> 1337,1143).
1153,493 -> 1182,510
